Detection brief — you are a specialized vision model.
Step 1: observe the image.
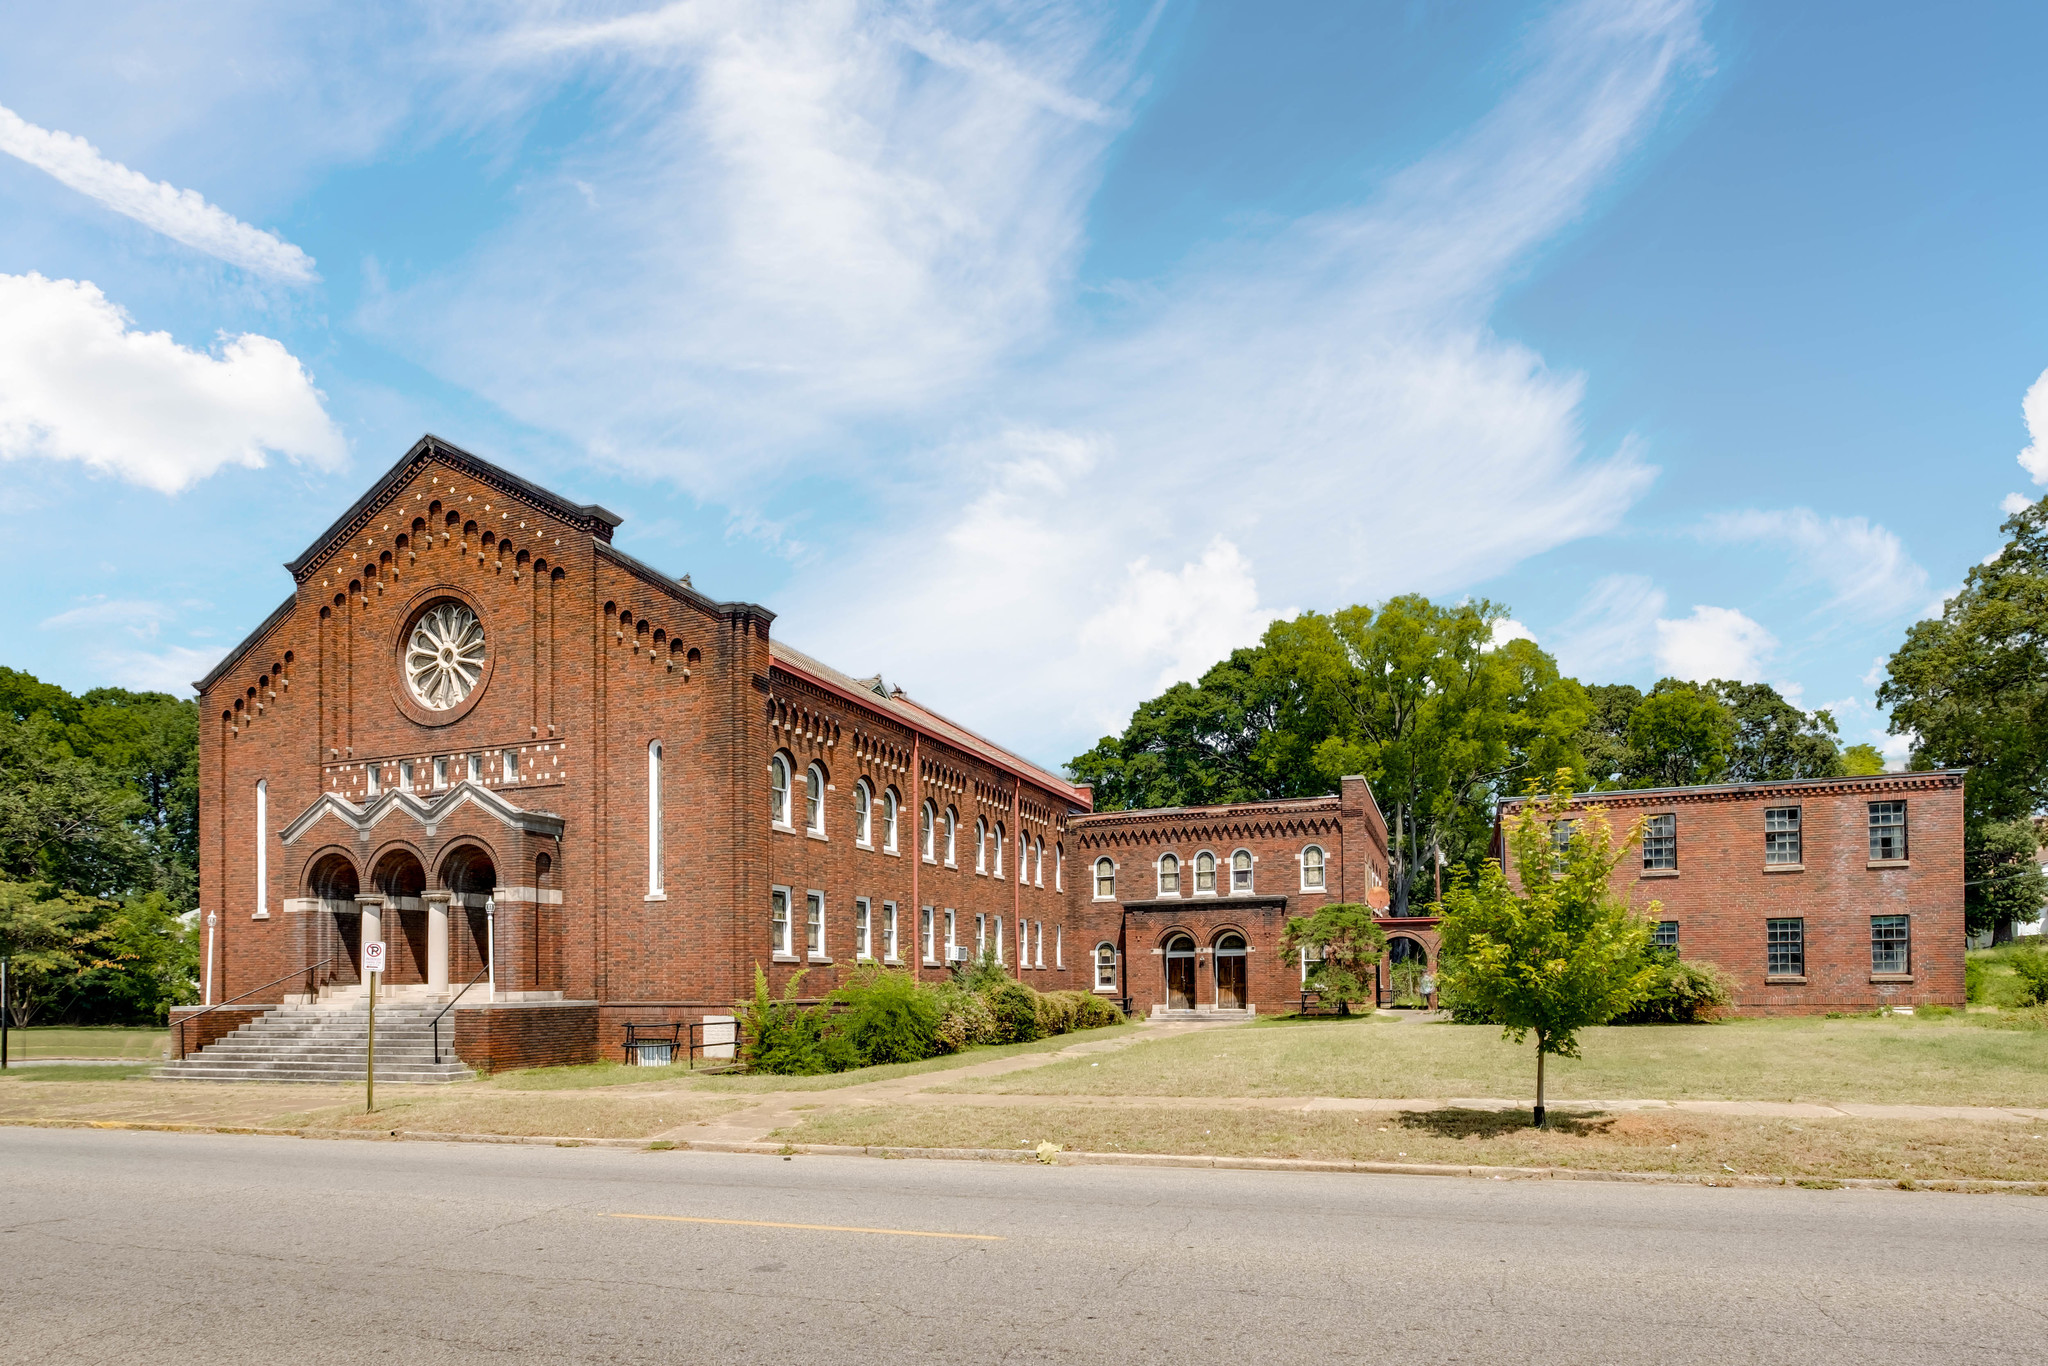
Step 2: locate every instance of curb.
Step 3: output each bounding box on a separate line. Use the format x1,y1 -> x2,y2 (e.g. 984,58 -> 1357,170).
9,1118 -> 2044,1194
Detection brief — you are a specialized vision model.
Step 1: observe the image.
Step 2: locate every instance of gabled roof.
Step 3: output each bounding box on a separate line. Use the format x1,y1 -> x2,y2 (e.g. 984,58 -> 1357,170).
285,434 -> 623,581
769,640 -> 1087,807
194,591 -> 296,695
279,780 -> 566,845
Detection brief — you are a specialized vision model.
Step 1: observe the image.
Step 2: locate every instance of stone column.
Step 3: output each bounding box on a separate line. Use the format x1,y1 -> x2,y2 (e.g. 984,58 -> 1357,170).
425,892 -> 451,992
353,895 -> 384,979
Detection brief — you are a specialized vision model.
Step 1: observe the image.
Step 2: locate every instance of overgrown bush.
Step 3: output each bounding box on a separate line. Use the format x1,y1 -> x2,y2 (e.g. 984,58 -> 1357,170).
929,981 -> 997,1053
2011,949 -> 2048,1007
1965,957 -> 1987,1003
1613,952 -> 1735,1024
736,967 -> 861,1075
985,980 -> 1044,1044
829,966 -> 940,1064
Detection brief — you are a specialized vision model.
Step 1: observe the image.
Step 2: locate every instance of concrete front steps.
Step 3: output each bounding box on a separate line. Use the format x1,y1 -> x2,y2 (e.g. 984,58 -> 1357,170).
1147,1006 -> 1256,1022
156,1001 -> 476,1084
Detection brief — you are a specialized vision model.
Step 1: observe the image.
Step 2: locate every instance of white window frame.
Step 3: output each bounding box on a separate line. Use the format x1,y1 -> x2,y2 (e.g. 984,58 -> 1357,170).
806,890 -> 827,960
1055,843 -> 1064,892
433,755 -> 449,790
921,801 -> 936,862
882,901 -> 898,961
1193,850 -> 1217,895
1094,856 -> 1116,901
1231,848 -> 1255,894
1300,844 -> 1325,892
921,905 -> 936,963
945,908 -> 957,956
975,817 -> 988,873
994,916 -> 1005,964
806,764 -> 827,836
975,913 -> 987,956
882,790 -> 899,853
855,897 -> 872,960
771,886 -> 793,958
1033,838 -> 1044,887
853,779 -> 873,848
1094,942 -> 1117,992
770,754 -> 792,828
1055,926 -> 1064,969
945,808 -> 958,866
1034,921 -> 1044,969
502,749 -> 517,783
646,739 -> 665,898
994,822 -> 1005,879
366,764 -> 380,797
254,778 -> 268,918
1157,852 -> 1181,897
467,753 -> 481,783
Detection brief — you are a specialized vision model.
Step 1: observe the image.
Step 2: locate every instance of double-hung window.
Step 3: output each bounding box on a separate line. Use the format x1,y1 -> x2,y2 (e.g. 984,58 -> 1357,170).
882,902 -> 898,961
921,906 -> 935,963
1869,801 -> 1908,861
1767,918 -> 1805,978
1231,850 -> 1253,892
854,782 -> 872,846
1765,807 -> 1801,865
806,765 -> 826,836
1158,853 -> 1180,896
882,792 -> 898,852
1094,943 -> 1117,991
806,891 -> 825,959
770,755 -> 791,827
855,897 -> 872,960
1642,814 -> 1676,871
1094,857 -> 1116,900
1194,852 -> 1215,893
1302,845 -> 1326,890
771,887 -> 792,957
1871,915 -> 1910,975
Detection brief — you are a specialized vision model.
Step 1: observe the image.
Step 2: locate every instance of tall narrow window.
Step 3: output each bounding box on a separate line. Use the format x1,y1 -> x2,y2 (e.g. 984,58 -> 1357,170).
1094,857 -> 1116,900
1094,943 -> 1116,991
1055,844 -> 1063,892
434,756 -> 449,789
1869,801 -> 1908,861
1642,815 -> 1676,871
400,760 -> 414,792
771,887 -> 792,957
254,779 -> 268,918
1871,915 -> 1910,974
882,902 -> 898,961
806,891 -> 826,958
1231,849 -> 1253,892
1765,807 -> 1801,864
1033,838 -> 1043,887
854,780 -> 873,846
994,823 -> 1005,879
1549,819 -> 1576,875
921,906 -> 935,962
922,801 -> 936,861
994,916 -> 1005,964
975,818 -> 988,873
366,765 -> 380,798
1055,925 -> 1064,968
976,913 -> 987,956
945,908 -> 956,956
1158,853 -> 1181,896
883,790 -> 899,852
1767,918 -> 1804,977
1035,921 -> 1044,969
467,753 -> 481,783
770,755 -> 791,827
646,740 -> 664,896
855,898 -> 872,960
806,764 -> 826,835
945,808 -> 958,865
1301,845 -> 1326,890
503,749 -> 518,783
1194,851 -> 1216,892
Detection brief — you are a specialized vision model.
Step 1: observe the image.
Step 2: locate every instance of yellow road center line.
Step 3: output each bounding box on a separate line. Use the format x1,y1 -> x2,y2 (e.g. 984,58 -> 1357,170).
605,1213 -> 1002,1241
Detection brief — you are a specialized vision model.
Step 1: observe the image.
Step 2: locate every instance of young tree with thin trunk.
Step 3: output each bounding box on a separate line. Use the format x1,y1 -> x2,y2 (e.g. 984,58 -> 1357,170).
1435,781 -> 1657,1127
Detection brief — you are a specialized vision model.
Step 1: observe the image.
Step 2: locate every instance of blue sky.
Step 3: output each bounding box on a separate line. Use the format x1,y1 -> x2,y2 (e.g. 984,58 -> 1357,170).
2,0 -> 2043,773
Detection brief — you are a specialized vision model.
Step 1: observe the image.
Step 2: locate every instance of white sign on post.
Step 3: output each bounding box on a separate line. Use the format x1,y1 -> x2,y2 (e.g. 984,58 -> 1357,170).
362,941 -> 388,975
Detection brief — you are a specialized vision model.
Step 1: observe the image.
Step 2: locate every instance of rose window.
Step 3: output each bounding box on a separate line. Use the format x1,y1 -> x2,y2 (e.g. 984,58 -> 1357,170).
405,603 -> 486,710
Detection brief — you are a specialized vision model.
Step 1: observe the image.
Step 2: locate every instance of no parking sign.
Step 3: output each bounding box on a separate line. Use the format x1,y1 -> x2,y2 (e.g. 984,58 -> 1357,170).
363,941 -> 388,975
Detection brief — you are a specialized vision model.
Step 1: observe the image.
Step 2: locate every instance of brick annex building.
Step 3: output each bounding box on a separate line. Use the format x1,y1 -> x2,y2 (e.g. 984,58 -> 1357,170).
181,437 -> 1406,1072
1497,770 -> 1966,1014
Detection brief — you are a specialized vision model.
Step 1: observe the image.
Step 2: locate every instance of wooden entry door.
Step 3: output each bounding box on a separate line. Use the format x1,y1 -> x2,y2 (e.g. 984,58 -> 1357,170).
1165,934 -> 1197,1010
1214,933 -> 1247,1009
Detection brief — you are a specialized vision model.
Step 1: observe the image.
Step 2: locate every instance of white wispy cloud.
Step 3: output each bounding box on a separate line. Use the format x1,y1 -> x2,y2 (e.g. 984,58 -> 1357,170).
1654,604 -> 1776,682
0,102 -> 317,282
2020,366 -> 2048,485
1547,574 -> 1668,680
39,597 -> 177,639
0,273 -> 346,493
1697,507 -> 1927,621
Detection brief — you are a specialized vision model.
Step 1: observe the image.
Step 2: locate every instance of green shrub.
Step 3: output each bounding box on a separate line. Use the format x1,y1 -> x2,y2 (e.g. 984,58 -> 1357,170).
1033,989 -> 1080,1037
1075,994 -> 1125,1028
829,966 -> 940,1064
1612,953 -> 1734,1024
929,982 -> 997,1053
1911,1003 -> 1956,1019
2011,949 -> 2048,1007
985,980 -> 1044,1044
1979,1004 -> 2048,1031
1964,957 -> 1987,1003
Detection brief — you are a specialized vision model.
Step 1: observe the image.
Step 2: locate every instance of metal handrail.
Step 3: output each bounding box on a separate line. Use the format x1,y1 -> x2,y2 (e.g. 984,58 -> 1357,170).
175,956 -> 335,1059
430,963 -> 492,1065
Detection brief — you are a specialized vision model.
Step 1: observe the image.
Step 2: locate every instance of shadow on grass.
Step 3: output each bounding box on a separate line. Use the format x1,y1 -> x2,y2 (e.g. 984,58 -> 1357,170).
1251,1013 -> 1392,1028
0,1063 -> 160,1082
1395,1107 -> 1616,1139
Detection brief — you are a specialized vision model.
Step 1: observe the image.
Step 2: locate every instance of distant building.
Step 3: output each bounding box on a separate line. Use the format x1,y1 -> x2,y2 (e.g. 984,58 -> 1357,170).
1496,771 -> 1965,1014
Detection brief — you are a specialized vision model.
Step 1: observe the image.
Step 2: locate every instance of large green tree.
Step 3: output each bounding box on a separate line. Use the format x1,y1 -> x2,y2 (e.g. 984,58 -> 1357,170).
1571,678 -> 1844,789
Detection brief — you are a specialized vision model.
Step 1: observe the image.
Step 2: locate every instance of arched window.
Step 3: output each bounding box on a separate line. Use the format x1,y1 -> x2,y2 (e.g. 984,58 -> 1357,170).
806,763 -> 826,835
1194,850 -> 1217,893
1055,843 -> 1064,892
1033,837 -> 1044,887
975,817 -> 988,873
647,740 -> 664,896
921,800 -> 936,861
770,754 -> 791,827
853,779 -> 873,846
883,789 -> 899,852
1301,844 -> 1326,890
1094,857 -> 1115,900
994,823 -> 1006,879
1094,942 -> 1117,991
1158,852 -> 1180,896
945,808 -> 958,866
1232,849 -> 1254,892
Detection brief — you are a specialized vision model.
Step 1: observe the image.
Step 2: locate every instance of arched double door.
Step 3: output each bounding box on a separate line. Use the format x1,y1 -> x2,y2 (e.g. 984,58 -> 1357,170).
1163,931 -> 1250,1011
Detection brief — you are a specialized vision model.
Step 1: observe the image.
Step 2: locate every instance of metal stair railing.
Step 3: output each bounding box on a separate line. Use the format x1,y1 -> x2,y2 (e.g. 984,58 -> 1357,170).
430,963 -> 493,1066
174,957 -> 335,1060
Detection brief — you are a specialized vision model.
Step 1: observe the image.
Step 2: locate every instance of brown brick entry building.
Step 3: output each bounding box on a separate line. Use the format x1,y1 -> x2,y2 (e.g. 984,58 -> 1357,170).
1497,771 -> 1966,1014
182,437 -> 1412,1073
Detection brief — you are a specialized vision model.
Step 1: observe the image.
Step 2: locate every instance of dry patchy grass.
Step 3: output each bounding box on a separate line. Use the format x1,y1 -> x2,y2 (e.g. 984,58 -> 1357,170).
782,1102 -> 2048,1183
3,1027 -> 169,1061
303,1092 -> 745,1138
939,1014 -> 2048,1107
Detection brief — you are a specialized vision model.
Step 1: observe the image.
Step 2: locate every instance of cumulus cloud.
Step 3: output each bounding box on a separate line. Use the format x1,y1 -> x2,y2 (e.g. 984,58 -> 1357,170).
1697,507 -> 1927,620
2002,492 -> 2033,515
1489,618 -> 1536,649
96,645 -> 225,696
0,273 -> 346,493
1654,605 -> 1775,683
2021,367 -> 2048,485
0,102 -> 317,282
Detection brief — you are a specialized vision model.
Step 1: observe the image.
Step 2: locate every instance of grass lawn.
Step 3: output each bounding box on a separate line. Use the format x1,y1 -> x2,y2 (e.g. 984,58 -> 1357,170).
1971,943 -> 2046,1009
3,1027 -> 169,1062
780,1102 -> 2048,1184
484,1023 -> 1143,1093
0,1063 -> 159,1081
934,1014 -> 2048,1107
292,1093 -> 747,1139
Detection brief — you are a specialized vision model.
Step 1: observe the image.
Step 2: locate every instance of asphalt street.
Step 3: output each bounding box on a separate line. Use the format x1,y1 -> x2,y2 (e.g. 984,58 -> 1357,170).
3,1127 -> 2045,1365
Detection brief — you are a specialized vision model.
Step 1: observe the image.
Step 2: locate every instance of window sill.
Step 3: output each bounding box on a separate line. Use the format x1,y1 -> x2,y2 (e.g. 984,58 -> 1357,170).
854,840 -> 872,852
771,953 -> 801,964
1093,987 -> 1119,995
1093,896 -> 1118,903
923,855 -> 938,866
806,831 -> 829,843
772,822 -> 796,836
643,892 -> 667,902
1640,869 -> 1679,879
1300,885 -> 1326,894
807,955 -> 833,965
881,848 -> 900,858
251,910 -> 270,920
1871,973 -> 1915,983
1763,864 -> 1804,874
1765,975 -> 1807,985
1867,859 -> 1910,870
1155,892 -> 1182,899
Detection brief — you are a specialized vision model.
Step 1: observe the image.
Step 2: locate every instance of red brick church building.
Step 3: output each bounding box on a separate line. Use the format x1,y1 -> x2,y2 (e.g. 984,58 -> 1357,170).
182,437 -> 1406,1072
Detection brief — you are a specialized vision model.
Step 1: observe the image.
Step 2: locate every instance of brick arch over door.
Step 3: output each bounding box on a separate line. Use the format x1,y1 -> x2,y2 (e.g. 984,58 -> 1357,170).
370,846 -> 429,984
439,841 -> 500,985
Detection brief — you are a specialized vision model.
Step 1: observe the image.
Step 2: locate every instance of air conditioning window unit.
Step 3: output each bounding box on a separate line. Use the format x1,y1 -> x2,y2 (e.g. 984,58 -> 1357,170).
946,946 -> 971,964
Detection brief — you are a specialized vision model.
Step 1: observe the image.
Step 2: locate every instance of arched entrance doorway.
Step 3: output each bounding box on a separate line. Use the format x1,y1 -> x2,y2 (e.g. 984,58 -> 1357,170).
440,845 -> 499,986
1387,935 -> 1430,1007
371,849 -> 428,983
1165,933 -> 1197,1010
1213,931 -> 1247,1010
305,852 -> 360,987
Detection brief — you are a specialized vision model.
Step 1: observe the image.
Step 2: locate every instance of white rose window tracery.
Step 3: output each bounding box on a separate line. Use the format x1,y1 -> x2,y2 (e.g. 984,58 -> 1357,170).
405,602 -> 486,710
